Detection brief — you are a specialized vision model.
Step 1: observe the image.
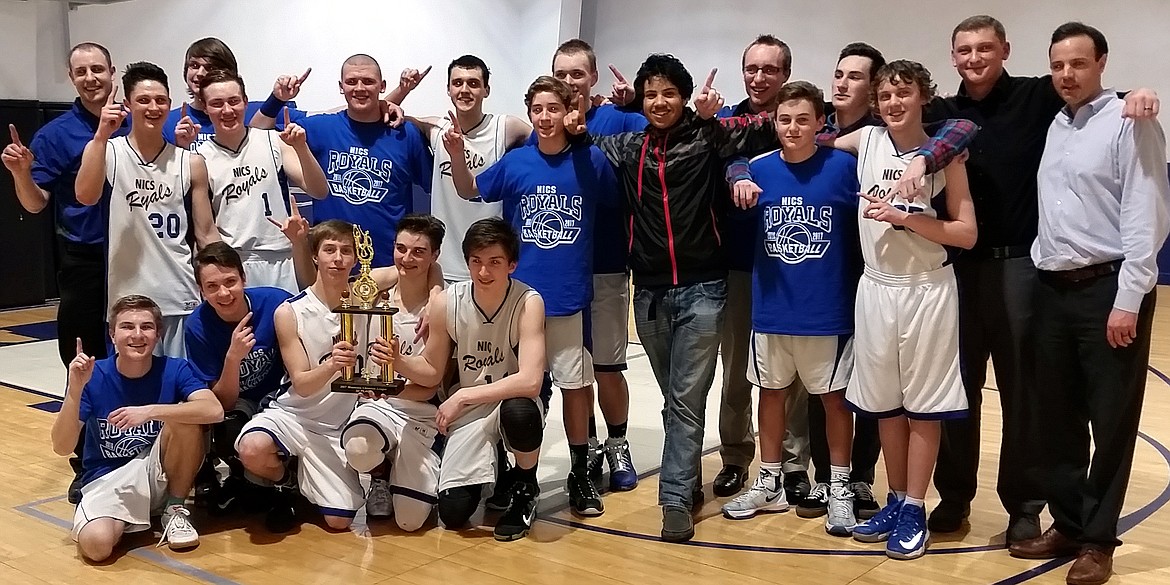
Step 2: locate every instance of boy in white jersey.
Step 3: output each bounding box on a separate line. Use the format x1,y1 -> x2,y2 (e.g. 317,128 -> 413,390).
341,214 -> 447,532
75,61 -> 219,359
389,55 -> 532,283
195,69 -> 330,292
393,217 -> 547,541
827,61 -> 977,560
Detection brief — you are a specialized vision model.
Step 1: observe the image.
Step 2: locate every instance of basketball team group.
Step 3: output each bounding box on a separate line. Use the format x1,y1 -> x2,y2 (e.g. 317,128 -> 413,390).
3,10 -> 1167,585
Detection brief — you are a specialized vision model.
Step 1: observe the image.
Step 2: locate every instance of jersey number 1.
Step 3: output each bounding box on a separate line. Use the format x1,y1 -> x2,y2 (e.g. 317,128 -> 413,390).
260,192 -> 293,217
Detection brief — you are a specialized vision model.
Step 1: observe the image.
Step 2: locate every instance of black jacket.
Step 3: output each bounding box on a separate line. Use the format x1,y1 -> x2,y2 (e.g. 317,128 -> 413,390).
593,109 -> 777,288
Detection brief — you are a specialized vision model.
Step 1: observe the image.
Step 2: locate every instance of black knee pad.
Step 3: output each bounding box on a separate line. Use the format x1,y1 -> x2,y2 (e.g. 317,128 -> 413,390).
499,397 -> 543,452
437,484 -> 483,528
212,410 -> 249,460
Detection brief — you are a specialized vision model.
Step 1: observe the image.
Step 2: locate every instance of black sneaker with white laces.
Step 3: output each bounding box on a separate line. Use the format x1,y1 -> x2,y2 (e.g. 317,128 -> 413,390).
494,480 -> 539,541
567,471 -> 604,517
851,481 -> 880,520
265,485 -> 298,533
486,465 -> 517,511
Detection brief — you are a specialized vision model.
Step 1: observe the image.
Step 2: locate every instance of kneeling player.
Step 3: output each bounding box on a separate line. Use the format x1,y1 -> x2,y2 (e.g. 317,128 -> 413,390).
51,295 -> 224,561
394,218 -> 547,541
833,61 -> 976,560
185,242 -> 293,509
340,214 -> 447,532
719,83 -> 863,538
235,220 -> 368,532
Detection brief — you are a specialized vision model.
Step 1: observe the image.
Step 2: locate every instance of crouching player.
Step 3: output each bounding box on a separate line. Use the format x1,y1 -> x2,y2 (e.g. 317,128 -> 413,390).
51,294 -> 224,561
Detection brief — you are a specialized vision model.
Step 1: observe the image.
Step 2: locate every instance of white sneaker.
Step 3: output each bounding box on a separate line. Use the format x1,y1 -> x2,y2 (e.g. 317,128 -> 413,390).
158,504 -> 199,550
720,469 -> 788,520
366,477 -> 393,518
825,483 -> 858,536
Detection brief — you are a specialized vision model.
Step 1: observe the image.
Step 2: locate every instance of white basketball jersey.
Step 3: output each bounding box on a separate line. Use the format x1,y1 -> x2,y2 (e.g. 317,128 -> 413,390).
856,126 -> 950,275
104,137 -> 199,317
197,129 -> 292,253
360,287 -> 426,384
442,279 -> 538,401
430,114 -> 508,281
271,287 -> 359,432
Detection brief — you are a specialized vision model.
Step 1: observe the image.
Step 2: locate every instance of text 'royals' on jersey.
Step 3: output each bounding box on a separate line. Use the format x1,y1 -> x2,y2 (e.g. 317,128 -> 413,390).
302,112 -> 433,268
197,129 -> 294,254
749,147 -> 862,336
103,137 -> 200,317
856,126 -> 952,275
475,143 -> 619,316
442,279 -> 539,402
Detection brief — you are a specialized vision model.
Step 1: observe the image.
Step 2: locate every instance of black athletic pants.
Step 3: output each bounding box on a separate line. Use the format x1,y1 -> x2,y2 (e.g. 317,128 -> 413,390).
808,397 -> 881,484
56,240 -> 107,472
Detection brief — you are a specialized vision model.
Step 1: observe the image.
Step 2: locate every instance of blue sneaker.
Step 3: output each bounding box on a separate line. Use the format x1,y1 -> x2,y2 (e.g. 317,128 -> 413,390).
604,438 -> 638,491
853,493 -> 903,543
886,503 -> 930,560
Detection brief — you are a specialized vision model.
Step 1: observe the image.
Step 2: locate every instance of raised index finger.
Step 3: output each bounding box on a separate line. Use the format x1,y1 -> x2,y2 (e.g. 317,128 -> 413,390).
8,124 -> 21,147
75,337 -> 84,355
298,67 -> 312,83
181,101 -> 187,119
283,106 -> 291,127
448,110 -> 461,132
608,64 -> 627,83
418,65 -> 432,80
108,85 -> 119,105
702,68 -> 718,92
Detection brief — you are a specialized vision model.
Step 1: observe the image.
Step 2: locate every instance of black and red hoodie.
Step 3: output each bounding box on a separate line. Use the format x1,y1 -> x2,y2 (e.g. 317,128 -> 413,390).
592,108 -> 778,288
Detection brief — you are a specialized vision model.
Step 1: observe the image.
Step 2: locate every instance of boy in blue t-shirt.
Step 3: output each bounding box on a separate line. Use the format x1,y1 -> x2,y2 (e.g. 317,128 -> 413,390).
718,82 -> 864,538
50,294 -> 223,562
443,76 -> 619,518
184,242 -> 293,510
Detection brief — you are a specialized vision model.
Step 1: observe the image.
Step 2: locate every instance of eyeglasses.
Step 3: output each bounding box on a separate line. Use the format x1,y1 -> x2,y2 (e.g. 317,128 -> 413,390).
743,65 -> 783,77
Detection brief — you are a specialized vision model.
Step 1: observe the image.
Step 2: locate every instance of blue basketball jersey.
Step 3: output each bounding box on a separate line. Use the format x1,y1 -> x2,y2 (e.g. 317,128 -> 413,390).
750,147 -> 863,335
476,143 -> 619,316
301,112 -> 433,267
78,355 -> 206,485
184,286 -> 293,404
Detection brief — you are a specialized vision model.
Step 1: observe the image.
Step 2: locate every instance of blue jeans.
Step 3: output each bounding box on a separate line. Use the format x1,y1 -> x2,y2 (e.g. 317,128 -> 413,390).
633,279 -> 726,508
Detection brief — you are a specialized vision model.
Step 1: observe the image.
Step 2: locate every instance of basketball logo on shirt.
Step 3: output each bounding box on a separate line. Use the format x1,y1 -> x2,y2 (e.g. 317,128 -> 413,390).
326,146 -> 393,205
239,348 -> 275,393
97,418 -> 162,458
519,186 -> 582,250
763,196 -> 832,264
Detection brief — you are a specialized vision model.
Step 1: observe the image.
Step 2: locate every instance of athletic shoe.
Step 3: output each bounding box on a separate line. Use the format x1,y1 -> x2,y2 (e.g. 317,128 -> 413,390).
366,477 -> 394,518
853,493 -> 903,543
211,474 -> 249,516
604,438 -> 638,491
886,503 -> 930,560
568,471 -> 604,517
193,458 -> 220,506
720,468 -> 788,520
825,483 -> 857,536
784,471 -> 811,504
67,476 -> 83,505
486,465 -> 517,511
158,504 -> 199,550
495,480 -> 539,541
586,437 -> 604,482
265,486 -> 298,534
851,481 -> 880,520
661,505 -> 694,542
796,482 -> 829,518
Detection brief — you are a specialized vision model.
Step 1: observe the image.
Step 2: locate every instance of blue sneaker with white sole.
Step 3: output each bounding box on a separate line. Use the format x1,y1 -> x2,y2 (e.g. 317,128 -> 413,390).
886,503 -> 930,560
852,493 -> 903,543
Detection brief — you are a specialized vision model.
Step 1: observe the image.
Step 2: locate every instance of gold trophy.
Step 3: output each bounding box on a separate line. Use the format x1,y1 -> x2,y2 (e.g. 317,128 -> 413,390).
332,225 -> 404,397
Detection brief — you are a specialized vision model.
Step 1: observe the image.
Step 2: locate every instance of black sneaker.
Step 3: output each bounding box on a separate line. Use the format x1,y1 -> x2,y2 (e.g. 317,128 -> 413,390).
67,475 -> 84,505
264,486 -> 298,533
211,474 -> 249,516
567,471 -> 604,517
851,481 -> 880,520
486,465 -> 517,511
194,457 -> 220,506
586,438 -> 604,482
796,482 -> 829,518
783,471 -> 811,504
494,480 -> 539,541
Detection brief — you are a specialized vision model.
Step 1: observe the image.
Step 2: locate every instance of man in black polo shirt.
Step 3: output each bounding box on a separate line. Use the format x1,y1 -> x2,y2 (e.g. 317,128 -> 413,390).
923,14 -> 1158,543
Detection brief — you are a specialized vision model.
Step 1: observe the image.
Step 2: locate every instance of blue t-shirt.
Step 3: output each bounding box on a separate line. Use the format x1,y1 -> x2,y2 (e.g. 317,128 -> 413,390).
184,286 -> 292,404
586,105 -> 646,274
750,147 -> 862,336
163,101 -> 307,151
302,112 -> 433,267
476,143 -> 619,316
78,355 -> 206,485
30,99 -> 130,245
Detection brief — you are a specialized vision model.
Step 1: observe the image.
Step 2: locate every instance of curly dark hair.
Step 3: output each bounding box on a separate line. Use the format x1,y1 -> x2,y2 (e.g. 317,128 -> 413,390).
872,59 -> 936,107
633,53 -> 695,104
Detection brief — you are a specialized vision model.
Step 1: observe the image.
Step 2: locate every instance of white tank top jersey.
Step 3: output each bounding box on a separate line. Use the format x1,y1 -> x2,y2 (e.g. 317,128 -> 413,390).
104,136 -> 199,317
429,113 -> 508,281
856,126 -> 951,275
196,129 -> 292,254
271,287 -> 360,432
442,279 -> 538,401
360,287 -> 426,385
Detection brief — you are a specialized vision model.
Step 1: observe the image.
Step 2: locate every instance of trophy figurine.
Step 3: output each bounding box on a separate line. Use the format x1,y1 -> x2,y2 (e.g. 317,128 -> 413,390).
332,225 -> 404,397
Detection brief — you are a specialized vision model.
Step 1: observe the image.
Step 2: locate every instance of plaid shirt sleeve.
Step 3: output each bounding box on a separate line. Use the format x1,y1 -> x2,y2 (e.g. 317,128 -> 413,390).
919,118 -> 979,174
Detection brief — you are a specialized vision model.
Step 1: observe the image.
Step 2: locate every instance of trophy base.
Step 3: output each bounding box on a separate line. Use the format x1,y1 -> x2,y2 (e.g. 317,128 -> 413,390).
331,378 -> 405,397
